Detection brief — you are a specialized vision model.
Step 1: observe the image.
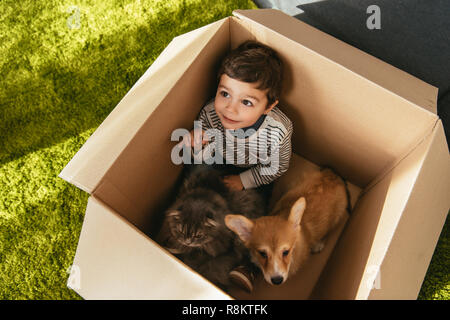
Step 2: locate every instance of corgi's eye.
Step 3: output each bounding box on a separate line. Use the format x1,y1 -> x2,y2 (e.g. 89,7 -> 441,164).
258,250 -> 267,259
283,250 -> 290,257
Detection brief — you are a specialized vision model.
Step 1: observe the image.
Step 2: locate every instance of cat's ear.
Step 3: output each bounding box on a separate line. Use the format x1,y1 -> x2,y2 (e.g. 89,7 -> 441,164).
225,214 -> 254,243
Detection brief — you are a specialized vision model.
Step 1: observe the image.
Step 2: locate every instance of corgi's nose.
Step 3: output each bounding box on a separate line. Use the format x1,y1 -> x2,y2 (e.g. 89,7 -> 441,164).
271,276 -> 284,285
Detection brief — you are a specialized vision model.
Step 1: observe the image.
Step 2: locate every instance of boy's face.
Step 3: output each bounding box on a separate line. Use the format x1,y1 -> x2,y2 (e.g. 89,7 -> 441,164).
214,74 -> 278,130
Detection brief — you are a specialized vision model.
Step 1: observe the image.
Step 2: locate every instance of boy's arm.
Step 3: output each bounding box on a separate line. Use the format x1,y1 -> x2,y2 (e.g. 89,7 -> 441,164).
196,102 -> 214,131
239,131 -> 292,189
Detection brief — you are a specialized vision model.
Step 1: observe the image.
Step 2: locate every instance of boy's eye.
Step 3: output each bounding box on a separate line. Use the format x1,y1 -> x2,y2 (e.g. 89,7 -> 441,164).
220,91 -> 230,98
242,99 -> 253,107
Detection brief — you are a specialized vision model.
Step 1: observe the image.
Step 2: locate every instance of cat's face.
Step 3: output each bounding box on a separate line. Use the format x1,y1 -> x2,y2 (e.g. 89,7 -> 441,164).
166,210 -> 217,248
166,190 -> 230,248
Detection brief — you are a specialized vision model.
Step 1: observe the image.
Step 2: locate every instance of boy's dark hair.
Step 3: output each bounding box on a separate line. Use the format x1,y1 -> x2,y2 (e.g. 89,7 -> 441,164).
217,40 -> 283,107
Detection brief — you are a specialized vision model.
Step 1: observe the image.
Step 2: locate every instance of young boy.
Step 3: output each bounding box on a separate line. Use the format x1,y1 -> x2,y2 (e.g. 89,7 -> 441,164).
186,40 -> 293,197
184,40 -> 294,293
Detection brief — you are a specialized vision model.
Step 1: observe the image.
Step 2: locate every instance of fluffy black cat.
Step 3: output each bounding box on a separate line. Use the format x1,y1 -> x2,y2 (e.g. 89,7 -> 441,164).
156,164 -> 266,290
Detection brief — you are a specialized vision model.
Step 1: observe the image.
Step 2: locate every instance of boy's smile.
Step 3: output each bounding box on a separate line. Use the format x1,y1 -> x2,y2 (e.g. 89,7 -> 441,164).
214,74 -> 278,130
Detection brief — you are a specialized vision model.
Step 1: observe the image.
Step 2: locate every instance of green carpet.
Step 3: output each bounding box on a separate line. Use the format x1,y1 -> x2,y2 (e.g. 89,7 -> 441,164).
0,0 -> 447,300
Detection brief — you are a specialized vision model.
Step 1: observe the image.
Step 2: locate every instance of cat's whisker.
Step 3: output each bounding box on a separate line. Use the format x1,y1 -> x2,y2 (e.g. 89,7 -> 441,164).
205,218 -> 220,228
165,247 -> 183,254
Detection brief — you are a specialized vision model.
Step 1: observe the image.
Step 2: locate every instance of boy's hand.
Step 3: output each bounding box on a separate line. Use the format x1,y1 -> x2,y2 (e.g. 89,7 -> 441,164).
223,175 -> 244,191
182,129 -> 209,148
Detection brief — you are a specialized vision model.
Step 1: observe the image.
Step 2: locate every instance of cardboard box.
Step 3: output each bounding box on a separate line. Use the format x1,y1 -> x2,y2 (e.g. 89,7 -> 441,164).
60,9 -> 450,299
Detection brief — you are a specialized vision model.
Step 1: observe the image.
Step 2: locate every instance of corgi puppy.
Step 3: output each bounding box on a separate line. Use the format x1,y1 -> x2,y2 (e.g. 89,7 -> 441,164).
225,168 -> 350,286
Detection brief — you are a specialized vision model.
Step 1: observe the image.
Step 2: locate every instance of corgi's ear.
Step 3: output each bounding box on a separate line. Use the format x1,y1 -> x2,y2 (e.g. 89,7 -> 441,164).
289,197 -> 306,228
225,214 -> 254,243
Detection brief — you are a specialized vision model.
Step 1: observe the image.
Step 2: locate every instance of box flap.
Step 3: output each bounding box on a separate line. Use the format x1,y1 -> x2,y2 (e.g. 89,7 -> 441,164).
59,18 -> 228,194
88,20 -> 230,231
232,9 -> 438,115
364,120 -> 450,299
311,120 -> 449,299
68,196 -> 231,299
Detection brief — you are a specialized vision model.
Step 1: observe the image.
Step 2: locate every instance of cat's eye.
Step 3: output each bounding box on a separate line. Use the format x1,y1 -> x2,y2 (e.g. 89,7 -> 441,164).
258,250 -> 267,259
167,210 -> 180,219
206,212 -> 213,219
282,250 -> 290,257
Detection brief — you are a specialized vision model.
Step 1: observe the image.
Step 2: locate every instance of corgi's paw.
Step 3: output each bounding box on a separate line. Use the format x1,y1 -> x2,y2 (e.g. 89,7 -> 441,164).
311,241 -> 325,254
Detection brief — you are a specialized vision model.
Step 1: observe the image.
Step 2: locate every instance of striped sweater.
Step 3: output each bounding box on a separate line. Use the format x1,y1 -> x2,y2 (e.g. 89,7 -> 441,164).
195,99 -> 293,189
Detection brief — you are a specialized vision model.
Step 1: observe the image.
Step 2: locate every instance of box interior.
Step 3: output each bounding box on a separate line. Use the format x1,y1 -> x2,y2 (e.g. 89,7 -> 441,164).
68,12 -> 444,299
